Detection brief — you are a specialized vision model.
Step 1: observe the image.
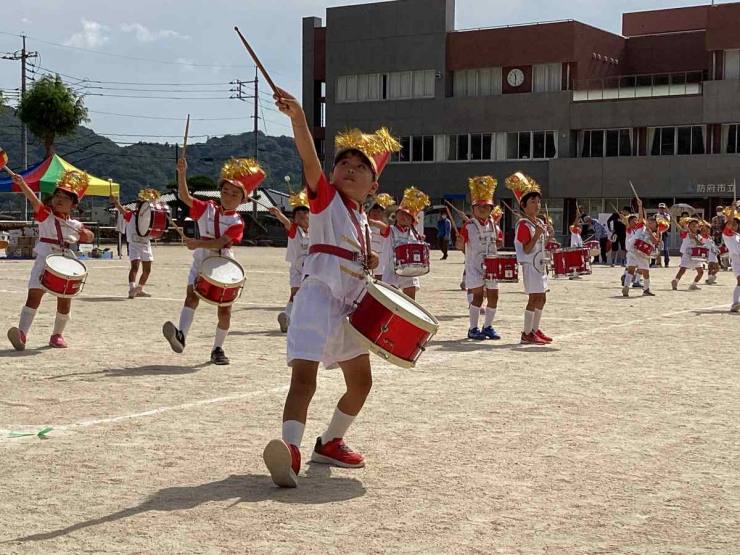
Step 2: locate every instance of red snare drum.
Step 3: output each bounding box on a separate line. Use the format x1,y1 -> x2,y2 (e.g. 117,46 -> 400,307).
690,246 -> 708,261
136,201 -> 170,240
584,240 -> 601,258
633,239 -> 654,258
545,241 -> 560,252
193,256 -> 245,307
346,278 -> 439,369
483,254 -> 518,283
394,243 -> 430,277
40,254 -> 87,298
552,248 -> 590,277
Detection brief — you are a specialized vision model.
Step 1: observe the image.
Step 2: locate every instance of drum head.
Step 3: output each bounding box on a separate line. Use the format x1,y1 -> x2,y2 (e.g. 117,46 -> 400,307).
46,254 -> 86,276
199,256 -> 245,285
371,280 -> 437,327
136,202 -> 153,237
533,251 -> 546,273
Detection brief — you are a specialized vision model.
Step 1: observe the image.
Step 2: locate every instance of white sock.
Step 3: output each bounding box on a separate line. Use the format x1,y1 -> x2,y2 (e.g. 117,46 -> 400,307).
625,272 -> 634,285
644,279 -> 650,291
469,305 -> 481,329
484,307 -> 496,327
282,420 -> 305,447
466,291 -> 473,306
523,310 -> 534,334
321,408 -> 355,443
53,312 -> 70,335
734,286 -> 740,305
129,282 -> 136,290
285,301 -> 293,318
178,306 -> 195,336
533,309 -> 543,332
18,306 -> 37,334
213,327 -> 228,349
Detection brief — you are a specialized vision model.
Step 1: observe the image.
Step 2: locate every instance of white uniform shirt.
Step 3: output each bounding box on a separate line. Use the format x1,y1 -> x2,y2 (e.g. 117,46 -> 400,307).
723,228 -> 740,275
33,205 -> 83,258
285,222 -> 310,271
123,208 -> 151,246
371,227 -> 385,277
189,198 -> 244,265
380,224 -> 424,288
515,218 -> 546,266
461,217 -> 500,271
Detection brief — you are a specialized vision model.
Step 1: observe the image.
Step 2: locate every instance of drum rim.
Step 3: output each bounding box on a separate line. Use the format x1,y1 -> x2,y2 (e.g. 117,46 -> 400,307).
197,255 -> 246,288
363,277 -> 439,332
193,277 -> 243,307
343,322 -> 416,369
135,202 -> 154,238
44,254 -> 88,279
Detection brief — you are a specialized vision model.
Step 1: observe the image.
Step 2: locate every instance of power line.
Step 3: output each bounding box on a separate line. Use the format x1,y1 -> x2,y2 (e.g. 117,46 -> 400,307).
88,109 -> 250,121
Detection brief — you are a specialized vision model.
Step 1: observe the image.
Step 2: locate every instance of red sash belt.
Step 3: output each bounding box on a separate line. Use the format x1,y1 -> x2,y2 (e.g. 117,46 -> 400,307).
309,244 -> 362,263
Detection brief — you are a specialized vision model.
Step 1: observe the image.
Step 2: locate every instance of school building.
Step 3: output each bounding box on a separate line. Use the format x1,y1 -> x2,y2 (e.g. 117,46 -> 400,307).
301,0 -> 740,244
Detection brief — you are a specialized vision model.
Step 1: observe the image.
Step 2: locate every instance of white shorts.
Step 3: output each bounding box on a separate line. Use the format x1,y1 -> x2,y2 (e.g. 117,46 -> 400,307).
289,265 -> 304,289
680,254 -> 701,270
465,266 -> 498,291
27,256 -> 47,290
383,272 -> 420,291
287,278 -> 367,369
129,242 -> 153,262
626,251 -> 650,272
521,263 -> 548,294
732,256 -> 740,278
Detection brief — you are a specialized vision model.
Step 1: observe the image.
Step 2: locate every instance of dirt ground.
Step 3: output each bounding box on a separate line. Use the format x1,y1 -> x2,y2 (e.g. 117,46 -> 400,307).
0,246 -> 738,554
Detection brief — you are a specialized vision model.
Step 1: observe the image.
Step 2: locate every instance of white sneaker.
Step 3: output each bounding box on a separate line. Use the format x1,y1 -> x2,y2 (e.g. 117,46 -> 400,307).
689,283 -> 700,291
622,285 -> 630,297
277,312 -> 289,333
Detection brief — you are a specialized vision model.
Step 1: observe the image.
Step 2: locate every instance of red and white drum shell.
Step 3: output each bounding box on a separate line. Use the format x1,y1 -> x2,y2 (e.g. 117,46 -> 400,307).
690,246 -> 709,261
346,278 -> 439,369
552,248 -> 590,277
633,239 -> 654,258
394,243 -> 430,277
136,201 -> 170,240
584,240 -> 601,257
40,254 -> 87,298
193,256 -> 246,307
482,254 -> 519,283
545,241 -> 560,252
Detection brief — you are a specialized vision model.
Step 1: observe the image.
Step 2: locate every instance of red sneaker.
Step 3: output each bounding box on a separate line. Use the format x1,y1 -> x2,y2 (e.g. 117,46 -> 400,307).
263,439 -> 301,488
520,332 -> 546,345
7,327 -> 27,351
535,329 -> 553,343
49,334 -> 67,348
311,437 -> 365,468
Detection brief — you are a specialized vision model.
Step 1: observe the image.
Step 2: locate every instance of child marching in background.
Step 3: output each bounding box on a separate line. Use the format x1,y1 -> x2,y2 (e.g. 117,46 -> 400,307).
722,207 -> 740,312
270,190 -> 310,333
367,193 -> 395,281
700,220 -> 720,285
263,87 -> 399,489
672,216 -> 705,291
622,202 -> 665,297
111,189 -> 160,299
569,210 -> 583,248
7,171 -> 94,350
163,154 -> 264,365
508,172 -> 553,345
374,186 -> 430,299
457,176 -> 502,340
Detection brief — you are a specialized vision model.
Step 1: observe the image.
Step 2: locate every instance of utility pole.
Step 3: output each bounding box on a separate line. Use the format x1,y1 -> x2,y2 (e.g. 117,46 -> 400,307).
230,73 -> 260,221
253,67 -> 259,159
1,34 -> 39,220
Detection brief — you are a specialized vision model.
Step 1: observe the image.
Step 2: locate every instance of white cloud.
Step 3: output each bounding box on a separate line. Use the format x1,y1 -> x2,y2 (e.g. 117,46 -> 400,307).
175,58 -> 196,72
20,17 -> 32,24
65,19 -> 110,49
120,23 -> 190,42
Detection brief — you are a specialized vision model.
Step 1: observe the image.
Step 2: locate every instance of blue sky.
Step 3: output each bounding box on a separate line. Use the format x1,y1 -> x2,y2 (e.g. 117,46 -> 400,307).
0,0 -> 730,146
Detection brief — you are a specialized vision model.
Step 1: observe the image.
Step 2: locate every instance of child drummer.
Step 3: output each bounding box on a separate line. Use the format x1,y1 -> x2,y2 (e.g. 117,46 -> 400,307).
368,193 -> 395,281
622,202 -> 665,297
373,186 -> 430,299
162,155 -> 263,365
110,189 -> 160,299
672,216 -> 705,291
508,172 -> 553,345
722,207 -> 740,312
263,87 -> 398,489
270,190 -> 310,333
700,220 -> 720,285
7,171 -> 93,350
457,176 -> 502,340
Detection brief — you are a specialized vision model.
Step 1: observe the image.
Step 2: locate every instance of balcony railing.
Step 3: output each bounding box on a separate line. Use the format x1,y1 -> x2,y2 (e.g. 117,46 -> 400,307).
573,71 -> 704,102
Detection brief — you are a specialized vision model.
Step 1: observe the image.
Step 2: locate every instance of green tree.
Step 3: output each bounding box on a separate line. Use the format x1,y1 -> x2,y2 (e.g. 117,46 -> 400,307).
18,75 -> 88,157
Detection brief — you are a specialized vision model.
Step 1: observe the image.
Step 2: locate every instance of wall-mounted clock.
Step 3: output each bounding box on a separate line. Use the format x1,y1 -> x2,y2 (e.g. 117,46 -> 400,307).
507,68 -> 525,88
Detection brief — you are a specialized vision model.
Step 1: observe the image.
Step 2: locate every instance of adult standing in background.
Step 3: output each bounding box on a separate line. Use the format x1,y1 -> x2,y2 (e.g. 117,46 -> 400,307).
607,207 -> 629,266
711,206 -> 726,246
583,216 -> 609,264
656,203 -> 672,267
437,210 -> 452,260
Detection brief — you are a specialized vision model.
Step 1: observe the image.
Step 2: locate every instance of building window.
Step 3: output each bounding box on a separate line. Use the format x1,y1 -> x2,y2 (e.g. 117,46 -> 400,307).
392,135 -> 436,163
581,129 -> 633,158
649,126 -> 705,156
337,70 -> 434,103
725,50 -> 740,81
722,124 -> 739,154
453,67 -> 503,97
533,63 -> 562,93
470,133 -> 493,160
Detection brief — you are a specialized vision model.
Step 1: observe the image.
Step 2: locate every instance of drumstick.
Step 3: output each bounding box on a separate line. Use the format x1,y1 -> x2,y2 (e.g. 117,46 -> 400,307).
246,195 -> 272,211
183,114 -> 190,154
445,205 -> 459,237
364,224 -> 372,272
170,223 -> 186,240
234,27 -> 280,97
444,200 -> 469,222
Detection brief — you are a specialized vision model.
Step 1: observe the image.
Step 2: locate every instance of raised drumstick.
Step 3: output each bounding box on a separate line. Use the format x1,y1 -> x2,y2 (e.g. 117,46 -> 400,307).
183,114 -> 190,154
234,27 -> 280,97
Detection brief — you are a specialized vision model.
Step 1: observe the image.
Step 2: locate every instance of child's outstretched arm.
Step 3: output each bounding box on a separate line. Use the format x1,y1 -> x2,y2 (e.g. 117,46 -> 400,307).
11,174 -> 43,213
269,207 -> 292,232
274,88 -> 322,193
177,156 -> 194,208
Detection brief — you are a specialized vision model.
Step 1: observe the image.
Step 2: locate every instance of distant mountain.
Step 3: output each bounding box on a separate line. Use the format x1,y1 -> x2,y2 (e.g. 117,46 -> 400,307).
0,109 -> 302,201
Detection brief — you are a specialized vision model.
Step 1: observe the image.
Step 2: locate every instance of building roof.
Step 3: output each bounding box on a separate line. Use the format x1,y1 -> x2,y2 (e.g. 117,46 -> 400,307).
119,189 -> 279,214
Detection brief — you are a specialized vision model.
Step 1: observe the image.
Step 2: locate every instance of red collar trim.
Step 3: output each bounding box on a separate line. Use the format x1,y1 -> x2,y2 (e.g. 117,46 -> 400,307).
395,223 -> 409,232
475,217 -> 491,226
338,190 -> 363,213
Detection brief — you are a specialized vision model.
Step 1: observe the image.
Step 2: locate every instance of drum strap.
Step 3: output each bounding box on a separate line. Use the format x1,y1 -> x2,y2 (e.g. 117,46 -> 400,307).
309,244 -> 363,264
41,237 -> 70,248
214,208 -> 221,239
